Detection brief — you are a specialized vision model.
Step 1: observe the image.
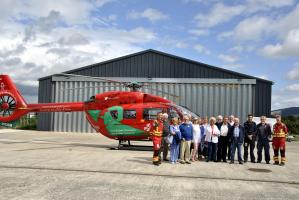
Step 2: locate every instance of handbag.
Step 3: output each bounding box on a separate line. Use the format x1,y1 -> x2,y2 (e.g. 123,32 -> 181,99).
166,134 -> 173,144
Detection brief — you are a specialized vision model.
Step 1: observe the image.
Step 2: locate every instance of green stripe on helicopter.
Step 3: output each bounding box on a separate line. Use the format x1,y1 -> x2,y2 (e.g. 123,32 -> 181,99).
103,106 -> 144,136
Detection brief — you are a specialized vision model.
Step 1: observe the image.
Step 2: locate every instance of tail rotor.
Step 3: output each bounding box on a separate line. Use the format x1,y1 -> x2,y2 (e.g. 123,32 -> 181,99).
0,75 -> 28,123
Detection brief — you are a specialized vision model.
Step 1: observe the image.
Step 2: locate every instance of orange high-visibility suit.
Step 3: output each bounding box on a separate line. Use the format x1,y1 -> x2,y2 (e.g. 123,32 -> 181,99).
150,119 -> 164,165
272,122 -> 288,165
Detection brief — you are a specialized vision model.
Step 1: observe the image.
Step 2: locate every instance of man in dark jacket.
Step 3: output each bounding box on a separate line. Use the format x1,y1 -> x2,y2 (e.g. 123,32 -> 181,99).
229,118 -> 245,164
160,113 -> 170,161
243,114 -> 257,163
256,116 -> 272,164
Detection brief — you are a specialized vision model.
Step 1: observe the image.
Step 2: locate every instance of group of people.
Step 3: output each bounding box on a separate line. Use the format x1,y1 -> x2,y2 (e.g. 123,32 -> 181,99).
149,113 -> 288,166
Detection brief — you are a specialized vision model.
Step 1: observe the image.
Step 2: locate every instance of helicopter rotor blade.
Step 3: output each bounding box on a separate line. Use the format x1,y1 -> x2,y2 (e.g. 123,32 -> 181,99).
142,86 -> 180,99
58,84 -> 125,92
59,73 -> 126,85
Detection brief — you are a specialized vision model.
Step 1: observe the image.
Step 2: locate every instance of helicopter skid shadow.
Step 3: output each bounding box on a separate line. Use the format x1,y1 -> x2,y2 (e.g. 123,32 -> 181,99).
127,156 -> 153,165
109,145 -> 153,151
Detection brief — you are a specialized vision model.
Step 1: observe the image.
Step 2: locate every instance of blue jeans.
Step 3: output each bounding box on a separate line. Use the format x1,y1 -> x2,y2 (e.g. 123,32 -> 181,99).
170,141 -> 180,162
231,140 -> 242,162
208,142 -> 218,161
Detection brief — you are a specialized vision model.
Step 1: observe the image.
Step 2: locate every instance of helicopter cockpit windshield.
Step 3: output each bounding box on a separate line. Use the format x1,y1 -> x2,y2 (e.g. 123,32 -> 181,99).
170,104 -> 200,119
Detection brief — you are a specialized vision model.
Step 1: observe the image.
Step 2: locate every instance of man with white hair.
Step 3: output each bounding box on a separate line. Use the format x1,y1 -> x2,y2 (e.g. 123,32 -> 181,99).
229,118 -> 245,164
179,115 -> 193,164
159,113 -> 170,161
256,116 -> 271,164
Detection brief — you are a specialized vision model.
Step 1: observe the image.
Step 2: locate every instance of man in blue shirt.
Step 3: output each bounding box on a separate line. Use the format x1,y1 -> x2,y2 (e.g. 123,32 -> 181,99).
179,115 -> 193,164
229,118 -> 245,164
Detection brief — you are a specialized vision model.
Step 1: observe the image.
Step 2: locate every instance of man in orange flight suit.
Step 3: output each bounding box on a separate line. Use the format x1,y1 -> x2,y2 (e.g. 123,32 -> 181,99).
150,112 -> 164,166
272,115 -> 288,166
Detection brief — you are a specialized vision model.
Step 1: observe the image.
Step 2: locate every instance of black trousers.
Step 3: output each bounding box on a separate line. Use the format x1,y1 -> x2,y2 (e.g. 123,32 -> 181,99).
257,139 -> 270,162
244,139 -> 256,162
227,141 -> 232,160
159,137 -> 169,160
217,136 -> 228,162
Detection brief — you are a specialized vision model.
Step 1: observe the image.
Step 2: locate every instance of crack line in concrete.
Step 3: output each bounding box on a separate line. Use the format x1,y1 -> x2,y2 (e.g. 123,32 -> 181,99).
0,165 -> 298,185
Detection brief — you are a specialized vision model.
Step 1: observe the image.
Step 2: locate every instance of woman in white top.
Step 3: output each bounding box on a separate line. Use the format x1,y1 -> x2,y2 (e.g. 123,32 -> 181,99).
205,117 -> 220,162
191,118 -> 201,162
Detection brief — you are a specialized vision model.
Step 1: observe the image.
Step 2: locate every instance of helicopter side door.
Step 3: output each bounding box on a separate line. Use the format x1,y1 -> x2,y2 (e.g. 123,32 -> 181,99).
103,106 -> 144,137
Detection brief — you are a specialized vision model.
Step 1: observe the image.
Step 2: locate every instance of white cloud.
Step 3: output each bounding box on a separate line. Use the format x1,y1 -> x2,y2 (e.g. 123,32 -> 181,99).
257,75 -> 269,80
221,64 -> 244,70
219,16 -> 270,41
286,83 -> 299,91
127,8 -> 168,22
188,29 -> 209,36
261,29 -> 299,58
0,0 -> 113,25
272,91 -> 299,109
217,31 -> 233,40
194,44 -> 210,55
194,3 -> 245,28
287,63 -> 299,80
218,54 -> 238,63
246,0 -> 294,13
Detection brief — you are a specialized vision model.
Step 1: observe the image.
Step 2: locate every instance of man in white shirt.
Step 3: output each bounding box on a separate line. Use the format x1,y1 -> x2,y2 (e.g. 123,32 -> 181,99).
217,116 -> 231,162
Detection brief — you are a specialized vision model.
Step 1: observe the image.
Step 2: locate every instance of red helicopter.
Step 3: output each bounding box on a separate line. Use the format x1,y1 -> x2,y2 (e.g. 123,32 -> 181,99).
0,74 -> 198,145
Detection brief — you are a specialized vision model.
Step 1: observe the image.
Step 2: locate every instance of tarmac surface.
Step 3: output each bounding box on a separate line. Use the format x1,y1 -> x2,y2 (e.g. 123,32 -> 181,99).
0,129 -> 298,200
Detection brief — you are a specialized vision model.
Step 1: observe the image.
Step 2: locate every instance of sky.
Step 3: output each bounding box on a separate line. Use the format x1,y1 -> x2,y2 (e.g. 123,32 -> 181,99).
0,0 -> 299,110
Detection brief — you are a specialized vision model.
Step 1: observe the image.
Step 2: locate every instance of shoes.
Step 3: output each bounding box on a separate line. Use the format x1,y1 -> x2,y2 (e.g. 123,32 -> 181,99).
230,161 -> 234,164
266,161 -> 270,164
273,161 -> 279,165
251,161 -> 256,163
186,161 -> 191,164
171,161 -> 175,164
244,160 -> 248,163
180,160 -> 186,164
191,159 -> 195,162
163,158 -> 169,162
214,160 -> 218,163
206,160 -> 209,162
257,161 -> 261,163
223,160 -> 227,163
239,161 -> 243,165
280,162 -> 285,166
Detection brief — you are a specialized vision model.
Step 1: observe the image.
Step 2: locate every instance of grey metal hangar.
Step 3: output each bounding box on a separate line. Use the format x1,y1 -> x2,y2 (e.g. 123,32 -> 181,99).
37,49 -> 273,133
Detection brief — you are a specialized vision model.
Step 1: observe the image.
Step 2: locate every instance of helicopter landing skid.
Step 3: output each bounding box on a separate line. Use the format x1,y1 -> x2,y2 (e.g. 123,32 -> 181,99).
118,140 -> 131,149
115,139 -> 152,151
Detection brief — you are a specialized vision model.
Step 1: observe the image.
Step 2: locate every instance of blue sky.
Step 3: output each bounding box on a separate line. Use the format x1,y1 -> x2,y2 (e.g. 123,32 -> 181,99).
0,0 -> 299,110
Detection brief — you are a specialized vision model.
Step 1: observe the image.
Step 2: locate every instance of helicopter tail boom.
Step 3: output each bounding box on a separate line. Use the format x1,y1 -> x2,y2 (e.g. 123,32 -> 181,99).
0,75 -> 86,123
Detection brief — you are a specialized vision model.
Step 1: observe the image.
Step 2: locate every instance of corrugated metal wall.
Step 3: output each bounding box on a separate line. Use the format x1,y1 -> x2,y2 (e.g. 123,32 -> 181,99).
47,76 -> 255,133
37,78 -> 53,131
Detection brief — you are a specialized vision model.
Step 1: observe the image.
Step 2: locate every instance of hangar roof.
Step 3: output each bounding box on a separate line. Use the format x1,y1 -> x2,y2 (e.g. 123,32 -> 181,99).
39,49 -> 273,84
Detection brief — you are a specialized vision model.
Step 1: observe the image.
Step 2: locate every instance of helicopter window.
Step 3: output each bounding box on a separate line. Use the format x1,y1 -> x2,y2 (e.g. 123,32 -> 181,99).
143,108 -> 163,120
123,110 -> 136,119
168,108 -> 180,119
110,110 -> 118,120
